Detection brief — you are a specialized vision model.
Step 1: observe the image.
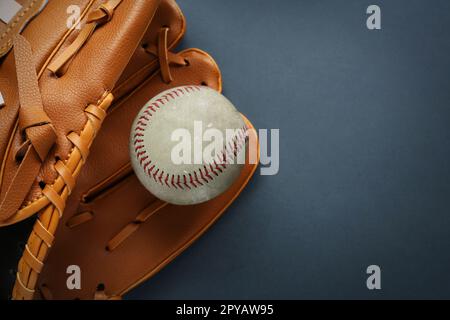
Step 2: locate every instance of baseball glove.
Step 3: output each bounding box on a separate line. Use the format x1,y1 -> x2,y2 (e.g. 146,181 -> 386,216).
2,0 -> 259,300
0,0 -> 162,298
34,0 -> 259,300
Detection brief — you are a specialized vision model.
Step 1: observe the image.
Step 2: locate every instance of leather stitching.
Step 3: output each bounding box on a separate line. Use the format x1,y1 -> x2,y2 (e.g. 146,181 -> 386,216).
0,0 -> 38,43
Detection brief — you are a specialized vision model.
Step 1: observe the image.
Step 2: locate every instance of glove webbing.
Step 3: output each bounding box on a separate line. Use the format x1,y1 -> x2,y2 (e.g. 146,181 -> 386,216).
12,91 -> 113,300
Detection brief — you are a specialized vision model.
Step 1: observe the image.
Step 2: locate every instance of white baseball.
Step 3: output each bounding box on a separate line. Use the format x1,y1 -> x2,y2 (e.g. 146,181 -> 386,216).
130,86 -> 247,205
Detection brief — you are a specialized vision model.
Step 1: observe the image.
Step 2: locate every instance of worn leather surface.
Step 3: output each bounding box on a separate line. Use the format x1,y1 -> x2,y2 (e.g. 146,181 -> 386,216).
0,0 -> 161,225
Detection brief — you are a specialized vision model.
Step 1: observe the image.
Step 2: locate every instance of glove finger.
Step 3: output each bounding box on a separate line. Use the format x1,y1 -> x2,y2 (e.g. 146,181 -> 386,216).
116,0 -> 186,98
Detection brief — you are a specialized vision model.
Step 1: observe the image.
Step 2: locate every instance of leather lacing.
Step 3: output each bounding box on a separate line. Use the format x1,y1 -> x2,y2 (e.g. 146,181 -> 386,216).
48,0 -> 123,76
1,0 -> 121,226
13,94 -> 112,300
38,26 -> 190,300
10,38 -> 113,299
0,35 -> 57,224
12,70 -> 113,301
10,0 -> 128,300
144,27 -> 187,83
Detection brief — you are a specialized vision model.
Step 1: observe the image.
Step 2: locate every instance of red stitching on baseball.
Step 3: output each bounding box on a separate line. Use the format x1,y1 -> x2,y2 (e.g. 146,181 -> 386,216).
189,174 -> 196,187
158,171 -> 164,184
176,175 -> 183,189
139,155 -> 148,165
153,169 -> 160,182
171,175 -> 178,189
193,171 -> 203,186
135,145 -> 144,152
164,173 -> 170,187
144,161 -> 151,171
209,163 -> 218,176
203,166 -> 213,181
183,175 -> 191,190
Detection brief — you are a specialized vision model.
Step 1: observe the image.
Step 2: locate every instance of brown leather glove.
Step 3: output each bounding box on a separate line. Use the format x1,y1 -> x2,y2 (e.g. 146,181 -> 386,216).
2,0 -> 258,300
0,0 -> 162,299
34,1 -> 259,300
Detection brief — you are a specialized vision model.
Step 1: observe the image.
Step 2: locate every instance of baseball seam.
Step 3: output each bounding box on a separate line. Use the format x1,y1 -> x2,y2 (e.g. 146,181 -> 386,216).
132,86 -> 248,190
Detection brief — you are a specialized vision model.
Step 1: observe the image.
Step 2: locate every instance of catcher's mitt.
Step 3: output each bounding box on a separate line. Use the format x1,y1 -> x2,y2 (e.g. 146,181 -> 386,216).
2,0 -> 259,300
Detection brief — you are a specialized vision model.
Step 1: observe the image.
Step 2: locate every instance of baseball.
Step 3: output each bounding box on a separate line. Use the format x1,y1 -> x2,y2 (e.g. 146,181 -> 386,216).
130,86 -> 248,205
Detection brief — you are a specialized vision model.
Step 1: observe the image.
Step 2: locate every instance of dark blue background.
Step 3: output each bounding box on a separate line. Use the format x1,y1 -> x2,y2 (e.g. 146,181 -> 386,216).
128,0 -> 450,299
